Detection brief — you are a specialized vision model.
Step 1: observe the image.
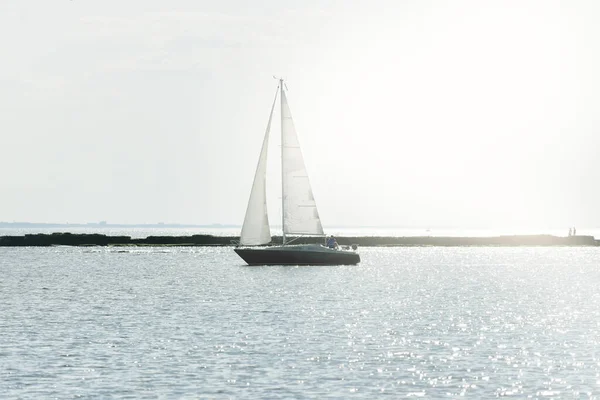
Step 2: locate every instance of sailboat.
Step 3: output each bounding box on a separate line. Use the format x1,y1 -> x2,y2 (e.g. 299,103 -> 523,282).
234,79 -> 360,266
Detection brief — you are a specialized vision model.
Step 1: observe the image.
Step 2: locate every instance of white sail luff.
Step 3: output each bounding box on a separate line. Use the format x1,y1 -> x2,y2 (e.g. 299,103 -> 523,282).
280,80 -> 286,245
239,87 -> 279,246
280,85 -> 325,237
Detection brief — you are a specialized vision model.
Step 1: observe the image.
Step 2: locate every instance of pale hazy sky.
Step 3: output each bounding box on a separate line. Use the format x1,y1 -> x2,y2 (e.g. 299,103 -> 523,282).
1,0 -> 599,229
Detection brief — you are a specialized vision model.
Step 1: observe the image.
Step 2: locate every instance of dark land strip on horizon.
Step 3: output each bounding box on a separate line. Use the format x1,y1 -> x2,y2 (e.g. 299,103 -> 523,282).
0,233 -> 598,247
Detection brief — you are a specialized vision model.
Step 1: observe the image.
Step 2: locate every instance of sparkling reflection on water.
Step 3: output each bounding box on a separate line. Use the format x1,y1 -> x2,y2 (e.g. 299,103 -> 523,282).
1,246 -> 599,398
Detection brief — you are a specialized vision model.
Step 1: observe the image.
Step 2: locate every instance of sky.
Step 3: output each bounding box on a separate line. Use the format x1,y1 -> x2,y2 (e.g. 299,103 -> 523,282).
1,0 -> 599,229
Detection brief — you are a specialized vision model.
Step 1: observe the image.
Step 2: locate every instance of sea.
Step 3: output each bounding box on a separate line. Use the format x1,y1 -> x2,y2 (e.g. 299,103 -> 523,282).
1,228 -> 600,398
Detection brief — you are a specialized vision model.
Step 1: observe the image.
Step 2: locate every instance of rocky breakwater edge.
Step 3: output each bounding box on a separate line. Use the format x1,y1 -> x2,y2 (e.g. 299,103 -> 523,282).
0,233 -> 598,247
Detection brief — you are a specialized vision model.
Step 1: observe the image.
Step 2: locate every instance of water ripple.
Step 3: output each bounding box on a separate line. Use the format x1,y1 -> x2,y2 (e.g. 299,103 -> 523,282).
1,246 -> 599,398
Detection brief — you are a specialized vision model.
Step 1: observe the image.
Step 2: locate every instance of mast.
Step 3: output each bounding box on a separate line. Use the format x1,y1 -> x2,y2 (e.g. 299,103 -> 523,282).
280,78 -> 286,245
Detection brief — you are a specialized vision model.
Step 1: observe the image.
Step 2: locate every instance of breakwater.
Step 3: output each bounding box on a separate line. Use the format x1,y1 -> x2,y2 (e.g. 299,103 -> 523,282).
0,233 -> 598,247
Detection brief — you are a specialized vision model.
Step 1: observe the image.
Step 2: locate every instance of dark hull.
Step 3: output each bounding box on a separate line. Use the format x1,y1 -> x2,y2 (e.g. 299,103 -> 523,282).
234,246 -> 360,266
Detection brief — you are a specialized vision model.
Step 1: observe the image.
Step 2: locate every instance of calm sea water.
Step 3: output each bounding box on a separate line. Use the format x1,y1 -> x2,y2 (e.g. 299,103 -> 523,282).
1,246 -> 599,398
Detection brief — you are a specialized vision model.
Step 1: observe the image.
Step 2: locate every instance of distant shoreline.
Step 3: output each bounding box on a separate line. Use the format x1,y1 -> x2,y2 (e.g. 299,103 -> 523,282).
0,233 -> 597,247
0,222 -> 238,229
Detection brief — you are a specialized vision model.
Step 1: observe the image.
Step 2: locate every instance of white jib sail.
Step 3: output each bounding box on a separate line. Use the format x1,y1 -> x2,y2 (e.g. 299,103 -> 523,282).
239,88 -> 279,246
281,87 -> 325,237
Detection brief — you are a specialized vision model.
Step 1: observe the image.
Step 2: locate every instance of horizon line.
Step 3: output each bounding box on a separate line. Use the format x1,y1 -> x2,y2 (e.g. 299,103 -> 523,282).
0,222 -> 595,230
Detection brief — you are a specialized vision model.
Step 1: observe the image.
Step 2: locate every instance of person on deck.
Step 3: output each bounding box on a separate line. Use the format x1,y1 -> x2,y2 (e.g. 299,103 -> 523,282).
326,235 -> 338,249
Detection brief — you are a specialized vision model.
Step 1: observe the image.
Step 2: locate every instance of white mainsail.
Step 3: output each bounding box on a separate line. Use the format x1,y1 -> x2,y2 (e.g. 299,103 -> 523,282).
281,85 -> 325,238
239,88 -> 279,246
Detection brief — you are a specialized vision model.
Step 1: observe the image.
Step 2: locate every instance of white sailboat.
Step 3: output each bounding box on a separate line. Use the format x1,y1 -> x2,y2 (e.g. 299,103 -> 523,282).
234,79 -> 360,265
